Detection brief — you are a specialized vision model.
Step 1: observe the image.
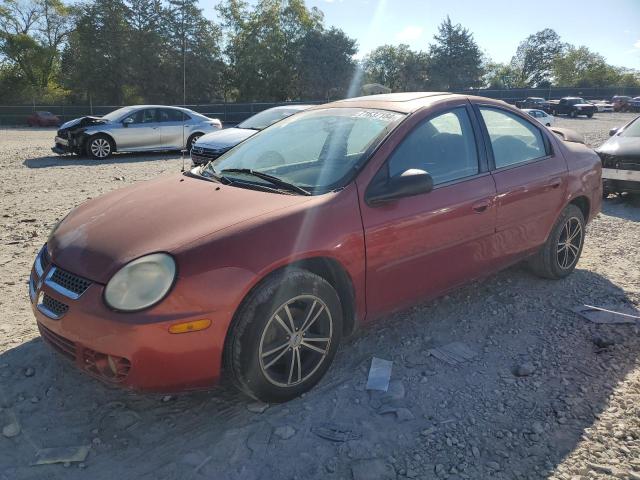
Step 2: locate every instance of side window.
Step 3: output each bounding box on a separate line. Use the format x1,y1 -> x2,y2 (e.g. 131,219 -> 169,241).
479,107 -> 547,168
140,109 -> 157,123
123,110 -> 144,124
159,109 -> 189,122
387,107 -> 479,186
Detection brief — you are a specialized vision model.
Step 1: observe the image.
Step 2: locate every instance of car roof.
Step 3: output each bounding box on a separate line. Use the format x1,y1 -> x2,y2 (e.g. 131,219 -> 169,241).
267,104 -> 313,112
309,92 -> 488,114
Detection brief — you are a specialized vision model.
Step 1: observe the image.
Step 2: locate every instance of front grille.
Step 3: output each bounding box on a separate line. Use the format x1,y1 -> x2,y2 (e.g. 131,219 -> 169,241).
40,293 -> 69,318
50,267 -> 92,297
191,146 -> 228,165
38,323 -> 76,361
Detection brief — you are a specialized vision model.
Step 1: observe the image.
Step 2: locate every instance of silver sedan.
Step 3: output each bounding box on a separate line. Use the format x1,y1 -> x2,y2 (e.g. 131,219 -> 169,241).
53,105 -> 222,159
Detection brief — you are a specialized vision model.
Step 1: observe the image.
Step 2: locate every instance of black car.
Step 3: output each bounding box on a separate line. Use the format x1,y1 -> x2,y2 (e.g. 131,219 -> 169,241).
545,97 -> 597,118
515,97 -> 548,109
596,116 -> 640,196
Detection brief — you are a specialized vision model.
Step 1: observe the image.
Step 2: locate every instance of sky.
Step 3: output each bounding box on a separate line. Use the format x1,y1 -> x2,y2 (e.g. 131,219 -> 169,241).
200,0 -> 640,69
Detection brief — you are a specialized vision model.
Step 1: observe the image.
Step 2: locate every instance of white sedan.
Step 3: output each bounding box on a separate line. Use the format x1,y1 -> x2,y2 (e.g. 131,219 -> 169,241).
522,108 -> 555,127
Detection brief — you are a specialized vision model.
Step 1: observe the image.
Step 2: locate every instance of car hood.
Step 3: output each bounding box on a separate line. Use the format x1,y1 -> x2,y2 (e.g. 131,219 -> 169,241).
48,174 -> 314,283
59,116 -> 109,130
574,103 -> 595,108
596,136 -> 640,157
194,127 -> 255,150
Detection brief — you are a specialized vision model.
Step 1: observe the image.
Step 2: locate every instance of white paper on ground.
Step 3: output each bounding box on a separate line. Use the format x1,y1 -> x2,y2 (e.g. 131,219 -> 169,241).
366,357 -> 393,391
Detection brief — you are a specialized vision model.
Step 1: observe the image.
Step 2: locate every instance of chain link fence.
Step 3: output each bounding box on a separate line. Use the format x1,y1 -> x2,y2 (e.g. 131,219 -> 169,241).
2,87 -> 639,125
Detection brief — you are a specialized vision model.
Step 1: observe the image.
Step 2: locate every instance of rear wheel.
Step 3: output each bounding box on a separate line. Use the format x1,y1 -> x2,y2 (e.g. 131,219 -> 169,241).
86,134 -> 114,159
528,204 -> 585,279
587,112 -> 594,118
570,110 -> 577,118
225,268 -> 342,402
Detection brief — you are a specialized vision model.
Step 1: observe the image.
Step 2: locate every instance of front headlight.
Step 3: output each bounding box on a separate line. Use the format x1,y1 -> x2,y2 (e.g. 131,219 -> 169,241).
104,253 -> 176,312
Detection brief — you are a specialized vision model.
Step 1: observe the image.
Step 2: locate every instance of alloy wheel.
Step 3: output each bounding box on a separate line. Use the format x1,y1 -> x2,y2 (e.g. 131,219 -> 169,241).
90,138 -> 111,158
258,295 -> 333,388
556,216 -> 582,269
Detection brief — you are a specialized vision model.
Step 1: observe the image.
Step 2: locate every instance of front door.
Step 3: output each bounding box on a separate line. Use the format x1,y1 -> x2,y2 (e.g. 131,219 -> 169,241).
115,108 -> 162,150
357,103 -> 498,317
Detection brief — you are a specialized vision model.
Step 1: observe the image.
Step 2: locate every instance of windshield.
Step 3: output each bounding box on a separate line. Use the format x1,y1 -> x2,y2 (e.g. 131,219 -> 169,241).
238,107 -> 304,130
102,107 -> 135,121
621,118 -> 640,138
202,108 -> 404,193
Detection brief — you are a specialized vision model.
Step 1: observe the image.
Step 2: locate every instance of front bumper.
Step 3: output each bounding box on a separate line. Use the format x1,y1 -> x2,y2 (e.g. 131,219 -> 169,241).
602,168 -> 640,182
29,246 -> 228,392
52,136 -> 72,155
602,168 -> 640,194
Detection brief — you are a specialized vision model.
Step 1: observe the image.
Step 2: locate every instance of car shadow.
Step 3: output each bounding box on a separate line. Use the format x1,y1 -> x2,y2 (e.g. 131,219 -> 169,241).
602,194 -> 640,221
1,268 -> 638,479
23,151 -> 184,169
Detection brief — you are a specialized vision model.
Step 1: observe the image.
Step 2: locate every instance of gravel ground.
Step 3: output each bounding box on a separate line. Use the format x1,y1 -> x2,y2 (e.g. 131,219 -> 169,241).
0,113 -> 639,480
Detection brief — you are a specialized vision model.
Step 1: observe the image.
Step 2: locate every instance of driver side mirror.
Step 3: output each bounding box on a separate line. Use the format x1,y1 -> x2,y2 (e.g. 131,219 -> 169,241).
609,127 -> 619,136
123,117 -> 134,127
366,169 -> 433,206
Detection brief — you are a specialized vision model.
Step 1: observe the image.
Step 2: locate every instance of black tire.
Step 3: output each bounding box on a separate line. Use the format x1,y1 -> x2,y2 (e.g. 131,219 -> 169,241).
528,204 -> 585,279
587,112 -> 593,118
86,134 -> 114,159
570,110 -> 577,118
225,268 -> 343,403
186,133 -> 203,152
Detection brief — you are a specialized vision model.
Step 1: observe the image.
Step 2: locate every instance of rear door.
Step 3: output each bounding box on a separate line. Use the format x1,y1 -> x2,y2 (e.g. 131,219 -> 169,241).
357,102 -> 498,317
115,108 -> 162,150
158,108 -> 189,149
474,104 -> 567,260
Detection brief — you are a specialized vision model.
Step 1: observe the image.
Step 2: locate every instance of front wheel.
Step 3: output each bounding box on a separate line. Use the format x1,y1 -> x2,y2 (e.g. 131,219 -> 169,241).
86,134 -> 114,159
587,112 -> 593,118
570,110 -> 577,118
528,204 -> 585,279
186,133 -> 202,152
225,269 -> 343,402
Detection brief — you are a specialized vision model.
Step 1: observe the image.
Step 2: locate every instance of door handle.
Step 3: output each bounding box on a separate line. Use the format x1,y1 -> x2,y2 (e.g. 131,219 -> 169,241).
545,178 -> 562,189
472,199 -> 491,213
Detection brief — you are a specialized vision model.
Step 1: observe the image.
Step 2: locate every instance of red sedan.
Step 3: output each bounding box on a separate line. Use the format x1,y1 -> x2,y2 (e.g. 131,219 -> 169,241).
27,111 -> 61,127
30,93 -> 601,402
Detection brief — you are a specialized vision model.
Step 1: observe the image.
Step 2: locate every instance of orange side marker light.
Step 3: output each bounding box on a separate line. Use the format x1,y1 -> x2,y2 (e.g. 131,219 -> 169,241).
168,319 -> 212,334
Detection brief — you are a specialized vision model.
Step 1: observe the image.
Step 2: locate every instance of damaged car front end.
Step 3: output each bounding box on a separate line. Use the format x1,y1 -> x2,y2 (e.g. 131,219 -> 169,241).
597,116 -> 640,196
53,116 -> 107,155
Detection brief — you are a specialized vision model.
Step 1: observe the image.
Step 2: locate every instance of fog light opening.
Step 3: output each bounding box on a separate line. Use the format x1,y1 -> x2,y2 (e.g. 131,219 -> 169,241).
169,319 -> 211,334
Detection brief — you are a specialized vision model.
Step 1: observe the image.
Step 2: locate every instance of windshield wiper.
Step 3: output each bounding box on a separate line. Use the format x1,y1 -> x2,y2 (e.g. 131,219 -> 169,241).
184,167 -> 228,184
220,168 -> 311,196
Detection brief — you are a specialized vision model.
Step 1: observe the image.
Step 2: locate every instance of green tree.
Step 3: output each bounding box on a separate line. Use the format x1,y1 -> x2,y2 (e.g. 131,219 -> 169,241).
62,0 -> 130,104
163,0 -> 225,103
363,44 -> 429,92
297,27 -> 356,100
511,28 -> 563,87
0,0 -> 72,101
217,0 -> 323,101
483,61 -> 524,89
125,0 -> 166,103
553,45 -> 627,87
428,16 -> 483,90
